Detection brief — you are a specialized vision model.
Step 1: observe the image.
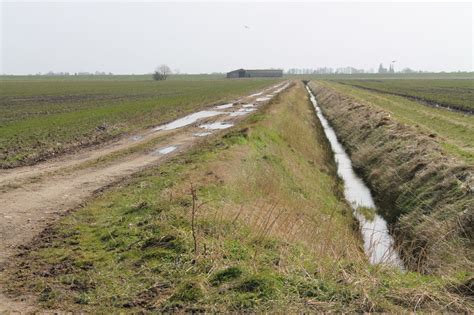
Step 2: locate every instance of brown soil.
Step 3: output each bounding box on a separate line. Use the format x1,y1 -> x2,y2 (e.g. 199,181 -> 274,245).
0,81 -> 290,312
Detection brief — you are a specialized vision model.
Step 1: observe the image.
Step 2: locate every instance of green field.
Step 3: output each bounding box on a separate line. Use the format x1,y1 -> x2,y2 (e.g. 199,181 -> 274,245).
335,79 -> 474,112
286,72 -> 474,81
317,81 -> 474,164
0,76 -> 280,168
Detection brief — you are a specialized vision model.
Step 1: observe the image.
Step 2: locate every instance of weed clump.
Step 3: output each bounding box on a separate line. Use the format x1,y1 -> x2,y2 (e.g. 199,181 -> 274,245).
170,282 -> 204,303
141,235 -> 182,251
162,281 -> 205,311
210,266 -> 243,286
234,273 -> 282,298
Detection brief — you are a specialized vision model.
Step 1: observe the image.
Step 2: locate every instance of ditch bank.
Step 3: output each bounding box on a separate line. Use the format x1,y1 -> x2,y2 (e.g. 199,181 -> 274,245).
306,85 -> 402,268
307,81 -> 473,275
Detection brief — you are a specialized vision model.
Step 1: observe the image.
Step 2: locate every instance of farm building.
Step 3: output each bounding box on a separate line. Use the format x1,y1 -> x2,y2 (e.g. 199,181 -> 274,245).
226,69 -> 283,78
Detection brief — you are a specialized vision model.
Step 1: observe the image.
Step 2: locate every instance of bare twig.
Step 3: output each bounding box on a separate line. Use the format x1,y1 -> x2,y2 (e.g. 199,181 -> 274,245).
190,183 -> 198,256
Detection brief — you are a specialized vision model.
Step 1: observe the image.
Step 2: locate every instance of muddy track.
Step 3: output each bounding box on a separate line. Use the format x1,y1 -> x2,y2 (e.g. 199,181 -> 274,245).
0,81 -> 291,312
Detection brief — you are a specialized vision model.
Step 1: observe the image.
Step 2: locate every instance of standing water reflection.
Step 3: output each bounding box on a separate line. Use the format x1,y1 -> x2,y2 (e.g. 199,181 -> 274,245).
306,85 -> 403,268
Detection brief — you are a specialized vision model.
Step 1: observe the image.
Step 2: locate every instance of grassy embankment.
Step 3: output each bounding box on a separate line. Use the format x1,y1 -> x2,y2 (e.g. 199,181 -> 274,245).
3,82 -> 472,312
0,77 -> 279,168
308,81 -> 473,275
337,79 -> 474,112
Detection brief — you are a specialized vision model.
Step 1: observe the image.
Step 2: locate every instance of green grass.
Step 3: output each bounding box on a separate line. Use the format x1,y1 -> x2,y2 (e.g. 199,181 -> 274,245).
316,81 -> 473,164
336,79 -> 474,112
3,82 -> 471,312
0,74 -> 227,81
0,76 -> 280,167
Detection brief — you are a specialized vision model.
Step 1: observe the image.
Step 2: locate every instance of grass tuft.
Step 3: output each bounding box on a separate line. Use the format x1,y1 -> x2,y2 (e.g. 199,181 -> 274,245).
210,266 -> 244,286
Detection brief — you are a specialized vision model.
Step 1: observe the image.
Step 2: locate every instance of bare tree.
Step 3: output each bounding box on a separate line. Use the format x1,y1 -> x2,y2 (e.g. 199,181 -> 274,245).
153,64 -> 172,81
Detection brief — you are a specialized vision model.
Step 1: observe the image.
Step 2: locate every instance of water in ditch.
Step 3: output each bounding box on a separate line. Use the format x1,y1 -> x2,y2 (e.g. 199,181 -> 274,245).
306,85 -> 403,268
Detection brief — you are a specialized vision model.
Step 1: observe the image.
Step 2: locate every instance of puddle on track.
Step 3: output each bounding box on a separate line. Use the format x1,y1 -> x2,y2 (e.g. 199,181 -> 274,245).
256,97 -> 272,102
194,132 -> 212,137
155,146 -> 178,155
306,86 -> 403,268
273,83 -> 290,94
153,111 -> 224,131
200,122 -> 234,130
215,103 -> 234,109
229,112 -> 248,117
229,108 -> 257,117
130,135 -> 144,141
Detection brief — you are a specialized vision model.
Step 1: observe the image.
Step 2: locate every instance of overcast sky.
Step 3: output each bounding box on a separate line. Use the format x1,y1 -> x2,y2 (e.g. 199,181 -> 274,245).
1,1 -> 472,74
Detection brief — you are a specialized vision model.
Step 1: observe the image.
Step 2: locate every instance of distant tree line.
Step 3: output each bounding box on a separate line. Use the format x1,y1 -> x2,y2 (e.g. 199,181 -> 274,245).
378,63 -> 396,74
378,63 -> 422,74
286,67 -> 368,75
286,64 -> 424,75
40,71 -> 114,76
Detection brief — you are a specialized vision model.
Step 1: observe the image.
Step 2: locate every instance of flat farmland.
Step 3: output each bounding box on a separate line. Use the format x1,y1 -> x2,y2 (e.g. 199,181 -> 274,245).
0,76 -> 280,168
336,79 -> 474,112
317,80 -> 474,164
